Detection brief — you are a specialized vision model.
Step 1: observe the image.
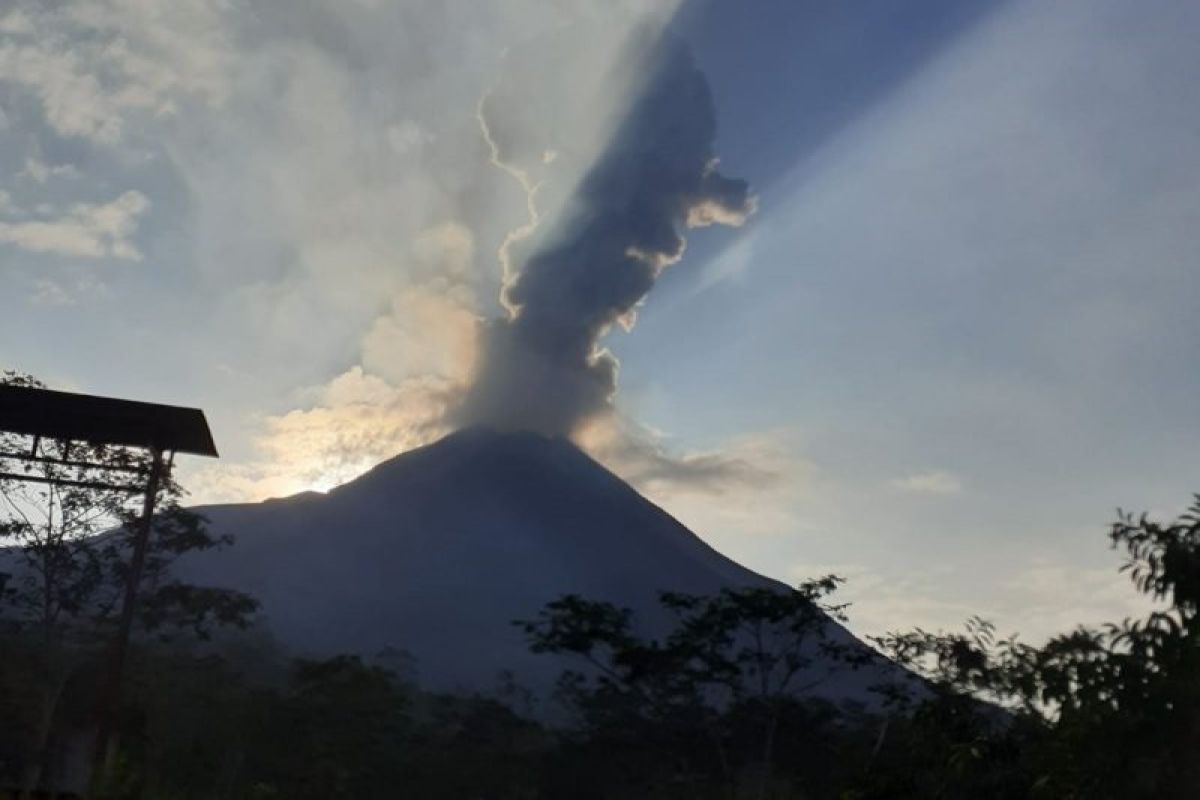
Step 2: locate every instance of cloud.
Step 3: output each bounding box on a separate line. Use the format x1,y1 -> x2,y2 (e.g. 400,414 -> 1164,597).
0,190 -> 149,259
21,154 -> 80,183
0,41 -> 119,143
571,414 -> 808,539
188,220 -> 480,502
28,279 -> 72,307
253,369 -> 451,486
787,554 -> 1155,645
28,274 -> 109,306
187,367 -> 454,503
999,557 -> 1154,637
0,0 -> 232,144
0,11 -> 35,36
359,223 -> 479,386
386,120 -> 434,156
786,561 -> 980,639
457,26 -> 754,436
890,470 -> 964,495
578,414 -> 781,497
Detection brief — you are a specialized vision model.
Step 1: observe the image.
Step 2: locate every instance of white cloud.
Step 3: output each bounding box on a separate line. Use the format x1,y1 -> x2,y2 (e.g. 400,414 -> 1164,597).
0,11 -> 34,36
0,41 -> 122,142
890,470 -> 964,495
998,557 -> 1153,637
0,0 -> 233,145
787,560 -> 980,639
360,223 -> 479,385
27,274 -> 109,306
21,154 -> 80,183
187,366 -> 453,503
787,555 -> 1150,645
575,415 -> 810,538
386,120 -> 433,156
188,218 -> 481,501
0,190 -> 149,259
580,415 -> 785,496
28,279 -> 72,306
686,194 -> 758,228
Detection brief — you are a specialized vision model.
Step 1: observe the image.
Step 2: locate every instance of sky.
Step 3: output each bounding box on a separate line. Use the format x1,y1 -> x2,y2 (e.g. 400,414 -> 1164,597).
1,0 -> 1197,642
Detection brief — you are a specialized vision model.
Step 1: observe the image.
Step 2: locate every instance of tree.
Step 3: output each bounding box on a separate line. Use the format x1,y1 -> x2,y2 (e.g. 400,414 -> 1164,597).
869,495 -> 1200,799
518,577 -> 872,798
241,656 -> 413,799
0,370 -> 258,796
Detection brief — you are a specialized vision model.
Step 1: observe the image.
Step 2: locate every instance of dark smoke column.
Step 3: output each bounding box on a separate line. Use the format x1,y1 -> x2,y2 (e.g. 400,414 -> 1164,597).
460,30 -> 755,436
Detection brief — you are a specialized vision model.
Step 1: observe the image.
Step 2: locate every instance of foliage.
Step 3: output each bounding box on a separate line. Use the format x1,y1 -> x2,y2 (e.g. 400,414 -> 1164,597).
0,371 -> 258,648
0,370 -> 258,795
518,577 -> 876,797
516,496 -> 1200,798
867,496 -> 1200,798
111,647 -> 550,800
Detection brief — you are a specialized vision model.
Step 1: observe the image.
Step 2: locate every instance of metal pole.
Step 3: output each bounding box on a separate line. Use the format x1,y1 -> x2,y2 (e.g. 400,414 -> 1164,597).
88,446 -> 164,795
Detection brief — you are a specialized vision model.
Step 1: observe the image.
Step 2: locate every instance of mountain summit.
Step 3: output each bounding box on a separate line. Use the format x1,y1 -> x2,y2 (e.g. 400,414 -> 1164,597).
178,428 -> 882,697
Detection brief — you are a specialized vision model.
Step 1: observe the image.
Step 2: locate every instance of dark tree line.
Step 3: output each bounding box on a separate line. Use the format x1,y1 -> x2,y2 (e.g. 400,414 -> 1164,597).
514,576 -> 878,799
519,497 -> 1200,799
862,498 -> 1200,798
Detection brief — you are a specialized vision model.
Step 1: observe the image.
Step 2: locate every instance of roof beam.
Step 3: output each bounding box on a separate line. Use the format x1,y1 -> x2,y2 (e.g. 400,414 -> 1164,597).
0,385 -> 218,457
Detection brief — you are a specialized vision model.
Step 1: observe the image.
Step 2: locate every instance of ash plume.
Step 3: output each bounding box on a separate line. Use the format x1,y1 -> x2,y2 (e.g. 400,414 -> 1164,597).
458,27 -> 756,436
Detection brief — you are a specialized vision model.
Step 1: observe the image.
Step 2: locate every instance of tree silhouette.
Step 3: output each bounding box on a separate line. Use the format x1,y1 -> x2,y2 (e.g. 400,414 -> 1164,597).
871,496 -> 1200,798
0,370 -> 257,796
518,577 -> 870,797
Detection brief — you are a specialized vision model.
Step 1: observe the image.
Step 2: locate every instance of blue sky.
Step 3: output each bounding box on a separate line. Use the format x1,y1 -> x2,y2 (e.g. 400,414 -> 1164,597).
1,0 -> 1197,640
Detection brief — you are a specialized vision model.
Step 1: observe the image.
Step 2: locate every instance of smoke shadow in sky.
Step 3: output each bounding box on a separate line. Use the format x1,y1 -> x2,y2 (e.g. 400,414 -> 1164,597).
461,0 -> 1009,433
658,0 -> 1009,289
671,0 -> 1008,198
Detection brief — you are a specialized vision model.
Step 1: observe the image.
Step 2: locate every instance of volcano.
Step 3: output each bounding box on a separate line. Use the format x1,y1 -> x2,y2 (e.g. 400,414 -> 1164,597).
176,428 -> 890,700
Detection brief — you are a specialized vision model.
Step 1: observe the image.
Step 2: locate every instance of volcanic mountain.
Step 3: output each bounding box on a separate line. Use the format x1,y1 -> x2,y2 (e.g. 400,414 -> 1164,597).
176,428 -> 890,700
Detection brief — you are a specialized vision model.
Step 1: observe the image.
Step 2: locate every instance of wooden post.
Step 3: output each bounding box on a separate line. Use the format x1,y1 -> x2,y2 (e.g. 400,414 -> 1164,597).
88,446 -> 164,795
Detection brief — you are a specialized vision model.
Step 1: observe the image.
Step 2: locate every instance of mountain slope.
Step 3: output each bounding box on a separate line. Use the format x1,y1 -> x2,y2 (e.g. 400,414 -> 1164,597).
176,428 -> 885,697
